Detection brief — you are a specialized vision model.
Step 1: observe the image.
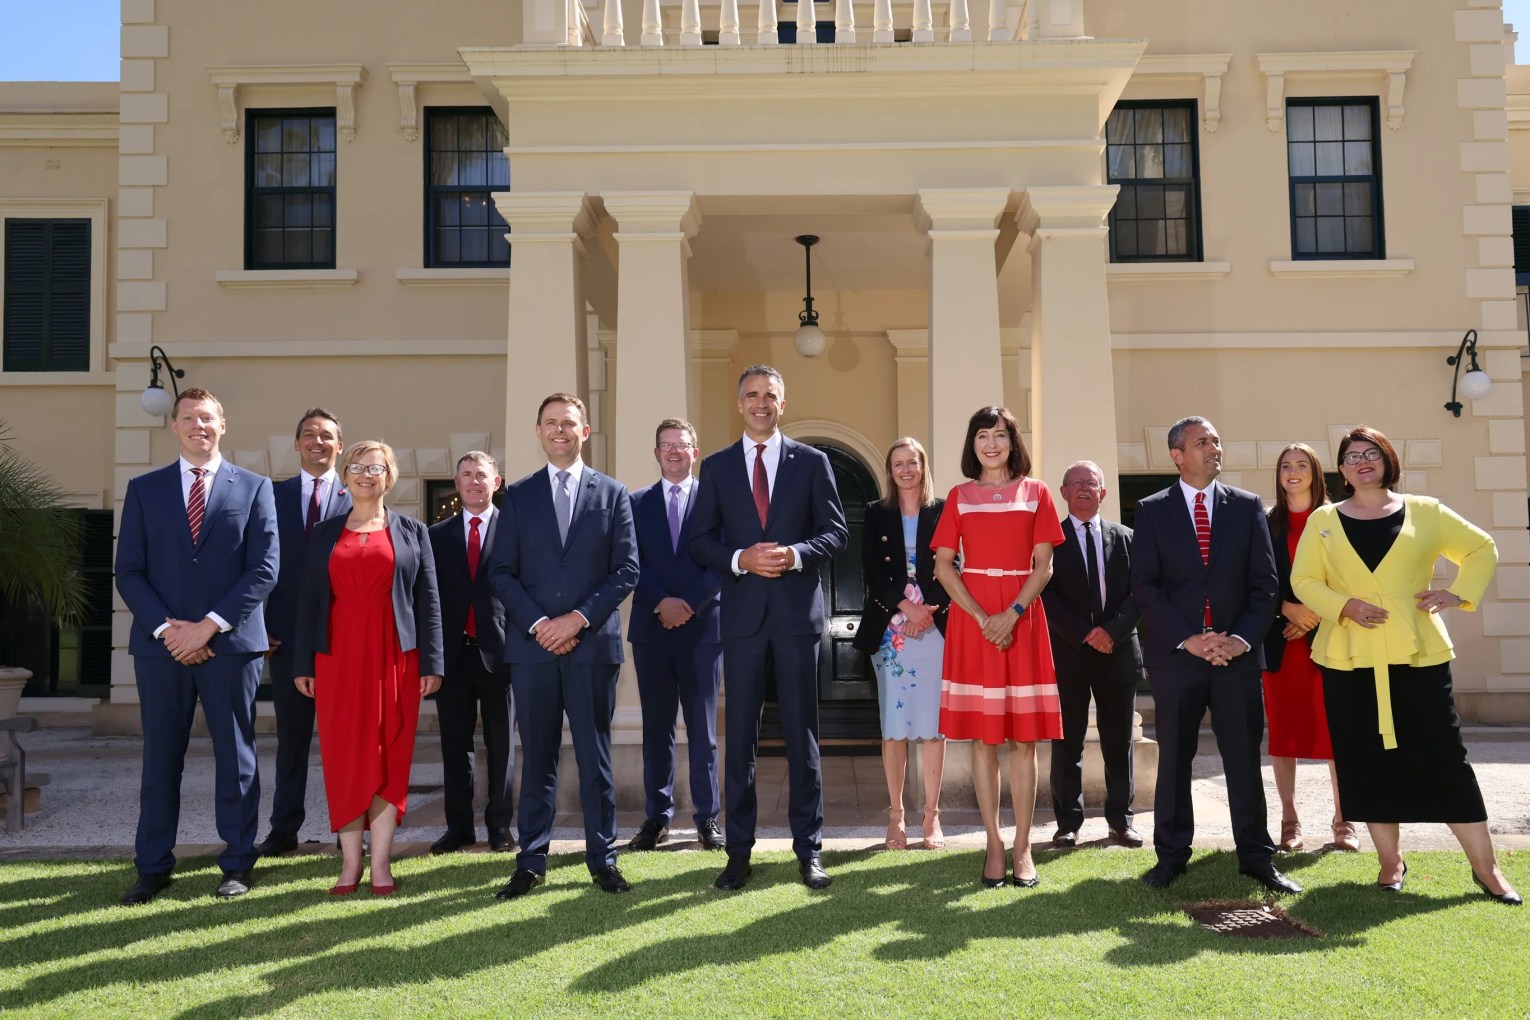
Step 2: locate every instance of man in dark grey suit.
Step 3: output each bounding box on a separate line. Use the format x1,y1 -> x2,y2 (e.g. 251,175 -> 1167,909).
1041,461 -> 1143,849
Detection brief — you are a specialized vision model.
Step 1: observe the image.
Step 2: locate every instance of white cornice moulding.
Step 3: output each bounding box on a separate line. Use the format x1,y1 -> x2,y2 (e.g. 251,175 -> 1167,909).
215,269 -> 360,289
1267,259 -> 1415,279
0,371 -> 116,387
110,338 -> 507,359
1255,51 -> 1415,131
0,116 -> 118,148
1107,261 -> 1231,281
387,63 -> 474,142
207,65 -> 366,144
1131,54 -> 1233,132
395,268 -> 508,287
1114,330 -> 1459,350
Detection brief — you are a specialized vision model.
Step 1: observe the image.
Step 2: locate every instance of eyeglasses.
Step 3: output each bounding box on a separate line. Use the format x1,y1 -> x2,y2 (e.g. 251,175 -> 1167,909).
657,442 -> 694,452
1341,448 -> 1384,465
346,463 -> 388,477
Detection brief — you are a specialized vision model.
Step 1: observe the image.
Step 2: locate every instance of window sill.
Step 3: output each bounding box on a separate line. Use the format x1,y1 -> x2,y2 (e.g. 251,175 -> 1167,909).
1108,261 -> 1231,281
395,268 -> 509,287
1268,259 -> 1415,279
215,269 -> 359,289
0,370 -> 116,386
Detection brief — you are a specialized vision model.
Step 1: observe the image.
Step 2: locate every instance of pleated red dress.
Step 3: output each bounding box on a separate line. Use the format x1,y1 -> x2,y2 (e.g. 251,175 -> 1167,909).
934,477 -> 1064,745
314,527 -> 422,830
1262,507 -> 1334,760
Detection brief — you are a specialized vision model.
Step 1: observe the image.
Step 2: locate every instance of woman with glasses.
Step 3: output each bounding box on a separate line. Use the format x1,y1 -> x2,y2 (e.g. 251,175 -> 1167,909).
292,440 -> 444,896
1292,425 -> 1518,904
854,438 -> 951,850
1261,443 -> 1358,853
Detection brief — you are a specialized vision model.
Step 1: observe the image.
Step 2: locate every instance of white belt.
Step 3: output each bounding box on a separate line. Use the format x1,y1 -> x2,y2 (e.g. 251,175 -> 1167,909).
961,567 -> 1032,577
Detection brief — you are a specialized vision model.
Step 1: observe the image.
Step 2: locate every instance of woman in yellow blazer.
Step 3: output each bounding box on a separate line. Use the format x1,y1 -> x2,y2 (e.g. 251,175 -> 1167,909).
1292,425 -> 1518,905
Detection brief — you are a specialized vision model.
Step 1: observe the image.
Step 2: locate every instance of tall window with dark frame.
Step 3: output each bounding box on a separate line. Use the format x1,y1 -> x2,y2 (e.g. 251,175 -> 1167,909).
246,110 -> 337,270
426,109 -> 510,268
3,218 -> 90,372
1105,101 -> 1202,262
1286,99 -> 1384,259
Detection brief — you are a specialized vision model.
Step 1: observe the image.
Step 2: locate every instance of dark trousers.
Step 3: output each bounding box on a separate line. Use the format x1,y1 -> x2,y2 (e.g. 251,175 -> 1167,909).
722,628 -> 823,860
264,644 -> 314,837
1149,660 -> 1274,868
633,638 -> 723,827
134,652 -> 262,875
435,642 -> 516,835
512,659 -> 619,874
1050,666 -> 1136,833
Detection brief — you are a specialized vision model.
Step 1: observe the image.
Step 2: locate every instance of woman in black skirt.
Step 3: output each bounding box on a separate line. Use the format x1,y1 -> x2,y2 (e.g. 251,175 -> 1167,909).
1291,425 -> 1519,904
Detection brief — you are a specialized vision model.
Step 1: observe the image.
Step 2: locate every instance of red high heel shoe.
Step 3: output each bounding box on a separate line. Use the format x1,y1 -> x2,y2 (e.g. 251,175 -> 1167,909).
370,881 -> 396,896
328,883 -> 359,896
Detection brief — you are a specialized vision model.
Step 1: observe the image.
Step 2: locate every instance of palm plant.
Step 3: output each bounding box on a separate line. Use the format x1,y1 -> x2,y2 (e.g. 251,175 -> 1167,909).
0,421 -> 86,634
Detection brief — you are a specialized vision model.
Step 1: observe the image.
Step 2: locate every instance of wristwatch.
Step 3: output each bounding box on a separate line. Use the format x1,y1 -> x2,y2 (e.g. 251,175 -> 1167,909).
1011,601 -> 1027,619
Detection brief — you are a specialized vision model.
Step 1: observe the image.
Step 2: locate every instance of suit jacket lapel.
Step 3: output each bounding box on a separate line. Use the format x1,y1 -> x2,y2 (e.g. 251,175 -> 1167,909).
325,478 -> 349,517
478,507 -> 498,570
194,465 -> 232,550
1208,481 -> 1232,569
766,439 -> 801,530
568,470 -> 599,544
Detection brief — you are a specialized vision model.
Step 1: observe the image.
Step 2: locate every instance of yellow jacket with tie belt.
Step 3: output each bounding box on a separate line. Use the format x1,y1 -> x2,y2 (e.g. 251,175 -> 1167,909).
1290,495 -> 1496,750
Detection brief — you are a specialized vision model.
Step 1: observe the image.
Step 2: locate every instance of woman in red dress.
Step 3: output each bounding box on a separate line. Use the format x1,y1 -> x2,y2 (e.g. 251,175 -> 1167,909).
293,440 -> 443,896
932,406 -> 1063,889
1261,443 -> 1356,851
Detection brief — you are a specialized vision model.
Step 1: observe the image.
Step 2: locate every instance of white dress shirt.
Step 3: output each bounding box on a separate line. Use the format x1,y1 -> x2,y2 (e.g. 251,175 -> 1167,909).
731,432 -> 802,575
302,468 -> 339,518
531,460 -> 589,634
462,506 -> 493,546
1174,477 -> 1249,651
1068,512 -> 1108,612
154,455 -> 231,638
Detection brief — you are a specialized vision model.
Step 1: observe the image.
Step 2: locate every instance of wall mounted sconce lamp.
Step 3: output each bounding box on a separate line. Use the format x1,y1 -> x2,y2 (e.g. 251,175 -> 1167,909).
793,234 -> 826,359
140,345 -> 184,418
1444,329 -> 1491,418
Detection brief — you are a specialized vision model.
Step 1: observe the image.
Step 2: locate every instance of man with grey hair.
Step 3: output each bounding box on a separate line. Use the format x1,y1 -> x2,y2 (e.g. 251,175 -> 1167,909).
1130,416 -> 1294,894
1041,461 -> 1143,849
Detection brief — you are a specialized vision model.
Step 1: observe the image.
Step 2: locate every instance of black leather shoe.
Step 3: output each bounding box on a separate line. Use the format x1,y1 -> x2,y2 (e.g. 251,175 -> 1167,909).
1011,870 -> 1040,889
1472,870 -> 1523,905
697,818 -> 726,851
592,865 -> 632,893
1239,862 -> 1302,895
254,831 -> 298,857
121,872 -> 173,906
1051,830 -> 1078,848
495,869 -> 545,900
714,856 -> 752,890
1141,861 -> 1187,889
487,828 -> 517,852
215,870 -> 253,899
430,830 -> 478,855
1377,861 -> 1407,893
1108,826 -> 1144,848
627,819 -> 670,851
799,857 -> 832,890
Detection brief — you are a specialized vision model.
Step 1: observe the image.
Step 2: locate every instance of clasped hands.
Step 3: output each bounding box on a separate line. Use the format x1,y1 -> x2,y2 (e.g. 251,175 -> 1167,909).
162,617 -> 219,665
656,597 -> 694,630
1184,630 -> 1246,666
294,674 -> 441,697
739,542 -> 795,578
977,608 -> 1020,651
534,612 -> 585,655
1280,600 -> 1322,641
1341,588 -> 1462,630
897,600 -> 936,640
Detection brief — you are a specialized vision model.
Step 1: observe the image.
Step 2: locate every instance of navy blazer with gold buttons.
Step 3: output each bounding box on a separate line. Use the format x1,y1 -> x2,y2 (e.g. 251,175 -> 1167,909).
852,498 -> 950,654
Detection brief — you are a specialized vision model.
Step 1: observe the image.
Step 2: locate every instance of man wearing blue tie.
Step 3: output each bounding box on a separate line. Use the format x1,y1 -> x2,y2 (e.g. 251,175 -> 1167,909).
627,418 -> 725,852
488,393 -> 639,899
115,388 -> 279,904
690,365 -> 848,890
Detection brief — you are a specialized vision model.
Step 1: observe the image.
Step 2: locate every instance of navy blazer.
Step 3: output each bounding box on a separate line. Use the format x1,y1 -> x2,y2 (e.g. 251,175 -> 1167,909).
629,479 -> 721,645
115,460 -> 279,657
1042,516 -> 1144,684
265,473 -> 351,644
1129,480 -> 1278,673
852,499 -> 949,654
290,512 -> 445,678
429,508 -> 509,674
689,436 -> 849,639
488,465 -> 639,666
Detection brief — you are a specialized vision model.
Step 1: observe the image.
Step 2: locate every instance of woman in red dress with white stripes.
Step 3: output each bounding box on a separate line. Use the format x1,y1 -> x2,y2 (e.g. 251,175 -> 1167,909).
932,406 -> 1063,889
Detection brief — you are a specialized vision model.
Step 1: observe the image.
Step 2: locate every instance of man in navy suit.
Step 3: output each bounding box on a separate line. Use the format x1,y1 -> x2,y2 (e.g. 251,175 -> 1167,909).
1131,416 -> 1296,894
1041,460 -> 1144,849
428,451 -> 517,855
115,387 -> 279,904
690,365 -> 848,891
488,393 -> 639,899
626,417 -> 724,853
255,407 -> 351,857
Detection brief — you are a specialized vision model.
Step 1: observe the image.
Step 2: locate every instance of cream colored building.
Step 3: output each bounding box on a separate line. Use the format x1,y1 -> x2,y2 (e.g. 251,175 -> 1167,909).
2,0 -> 1528,748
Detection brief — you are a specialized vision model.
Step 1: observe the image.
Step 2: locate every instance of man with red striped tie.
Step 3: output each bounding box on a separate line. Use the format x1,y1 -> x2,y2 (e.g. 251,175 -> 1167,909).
115,387 -> 279,904
1129,416 -> 1294,895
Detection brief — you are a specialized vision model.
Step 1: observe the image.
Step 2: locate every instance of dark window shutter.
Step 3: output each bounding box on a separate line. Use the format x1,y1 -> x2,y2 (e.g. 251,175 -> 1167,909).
4,218 -> 91,372
1513,206 -> 1530,282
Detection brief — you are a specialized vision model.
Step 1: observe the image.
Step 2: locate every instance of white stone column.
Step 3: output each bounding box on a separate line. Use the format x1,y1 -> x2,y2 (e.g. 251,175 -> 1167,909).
602,191 -> 701,487
915,188 -> 1010,493
886,329 -> 930,451
1017,185 -> 1122,518
492,192 -> 595,477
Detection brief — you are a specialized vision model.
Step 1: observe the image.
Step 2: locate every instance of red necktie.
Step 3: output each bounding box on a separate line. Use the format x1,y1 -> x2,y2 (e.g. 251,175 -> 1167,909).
465,516 -> 480,638
305,477 -> 322,538
751,443 -> 770,528
187,467 -> 207,544
1194,491 -> 1212,627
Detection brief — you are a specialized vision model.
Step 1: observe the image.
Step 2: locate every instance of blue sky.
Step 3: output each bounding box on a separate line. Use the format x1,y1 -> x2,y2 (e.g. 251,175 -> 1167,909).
3,0 -> 1530,80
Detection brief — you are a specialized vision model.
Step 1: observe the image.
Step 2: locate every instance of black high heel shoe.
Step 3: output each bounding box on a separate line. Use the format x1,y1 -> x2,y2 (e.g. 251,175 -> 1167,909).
981,849 -> 1007,889
1472,871 -> 1523,906
1377,861 -> 1407,892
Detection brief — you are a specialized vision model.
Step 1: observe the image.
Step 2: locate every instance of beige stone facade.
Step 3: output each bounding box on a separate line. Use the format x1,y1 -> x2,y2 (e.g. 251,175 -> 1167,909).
2,0 -> 1527,734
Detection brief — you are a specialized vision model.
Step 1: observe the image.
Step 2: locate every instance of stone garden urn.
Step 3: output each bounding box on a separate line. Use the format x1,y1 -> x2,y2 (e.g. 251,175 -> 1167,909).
0,667 -> 31,767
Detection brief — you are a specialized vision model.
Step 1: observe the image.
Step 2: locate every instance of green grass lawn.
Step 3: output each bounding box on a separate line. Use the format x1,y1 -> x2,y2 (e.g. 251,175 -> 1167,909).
1,848 -> 1526,1019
